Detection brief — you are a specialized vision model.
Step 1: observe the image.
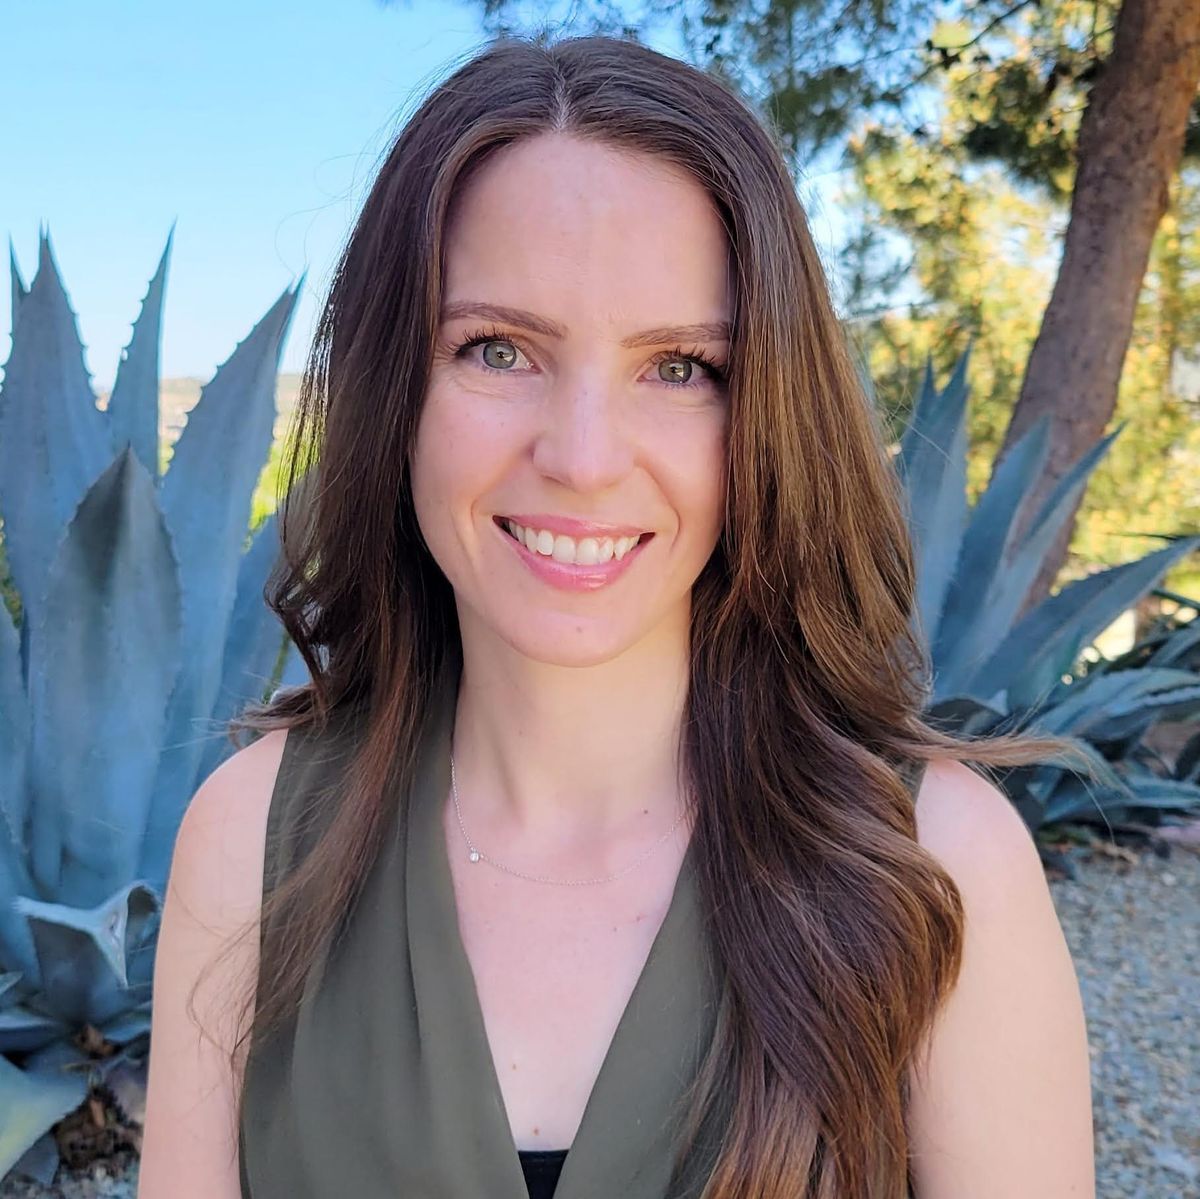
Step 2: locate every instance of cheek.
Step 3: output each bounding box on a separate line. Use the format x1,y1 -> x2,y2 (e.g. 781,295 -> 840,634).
422,383 -> 519,456
409,398 -> 460,539
678,421 -> 728,535
411,390 -> 517,529
414,391 -> 471,487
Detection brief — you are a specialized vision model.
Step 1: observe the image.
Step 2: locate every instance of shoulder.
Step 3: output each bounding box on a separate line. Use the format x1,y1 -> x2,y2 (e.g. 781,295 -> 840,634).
169,728 -> 290,922
905,759 -> 1096,1198
139,729 -> 290,1197
185,727 -> 291,834
188,726 -> 291,821
912,757 -> 1045,898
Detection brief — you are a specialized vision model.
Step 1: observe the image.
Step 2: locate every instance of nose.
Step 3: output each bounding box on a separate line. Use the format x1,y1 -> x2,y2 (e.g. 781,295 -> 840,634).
530,375 -> 635,494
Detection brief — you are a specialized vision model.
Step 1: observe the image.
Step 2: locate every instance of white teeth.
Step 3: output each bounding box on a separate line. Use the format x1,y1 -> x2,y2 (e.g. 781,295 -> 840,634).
502,519 -> 643,566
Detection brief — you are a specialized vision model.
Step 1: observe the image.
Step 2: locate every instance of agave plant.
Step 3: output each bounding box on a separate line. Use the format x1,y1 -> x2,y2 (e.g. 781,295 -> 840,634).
896,348 -> 1200,840
0,229 -> 309,1182
1032,593 -> 1200,830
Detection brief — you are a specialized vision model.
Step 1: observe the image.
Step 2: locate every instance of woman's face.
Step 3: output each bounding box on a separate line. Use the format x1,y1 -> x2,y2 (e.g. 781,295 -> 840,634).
410,131 -> 733,667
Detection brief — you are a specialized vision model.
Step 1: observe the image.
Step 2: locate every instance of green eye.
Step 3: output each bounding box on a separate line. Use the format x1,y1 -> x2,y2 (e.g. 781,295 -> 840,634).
454,325 -> 727,394
657,358 -> 695,385
481,340 -> 519,369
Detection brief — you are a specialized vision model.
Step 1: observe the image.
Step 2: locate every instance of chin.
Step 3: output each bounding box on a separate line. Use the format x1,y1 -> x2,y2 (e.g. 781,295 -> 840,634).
484,610 -> 651,669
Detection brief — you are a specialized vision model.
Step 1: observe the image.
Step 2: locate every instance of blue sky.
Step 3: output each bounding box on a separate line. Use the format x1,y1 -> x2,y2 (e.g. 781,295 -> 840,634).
1,0 -> 849,391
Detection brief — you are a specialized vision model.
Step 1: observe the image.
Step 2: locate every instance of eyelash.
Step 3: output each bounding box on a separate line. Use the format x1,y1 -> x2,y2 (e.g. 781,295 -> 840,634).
449,324 -> 728,390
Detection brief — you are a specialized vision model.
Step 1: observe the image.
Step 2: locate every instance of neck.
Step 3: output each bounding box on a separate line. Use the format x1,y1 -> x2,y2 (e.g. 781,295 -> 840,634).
447,614 -> 693,870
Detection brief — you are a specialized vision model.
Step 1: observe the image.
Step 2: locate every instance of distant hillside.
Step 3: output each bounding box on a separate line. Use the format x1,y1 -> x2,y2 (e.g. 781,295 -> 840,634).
95,372 -> 306,451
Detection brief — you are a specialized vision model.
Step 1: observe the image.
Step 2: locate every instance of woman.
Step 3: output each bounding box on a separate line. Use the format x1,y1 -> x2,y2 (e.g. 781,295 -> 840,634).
139,33 -> 1096,1199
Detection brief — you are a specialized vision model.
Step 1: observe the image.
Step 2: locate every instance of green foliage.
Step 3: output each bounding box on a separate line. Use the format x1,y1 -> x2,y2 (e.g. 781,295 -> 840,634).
847,151 -> 1200,592
476,2 -> 1196,189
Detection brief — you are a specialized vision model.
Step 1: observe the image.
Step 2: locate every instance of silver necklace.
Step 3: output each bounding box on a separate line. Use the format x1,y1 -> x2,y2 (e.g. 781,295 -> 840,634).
449,752 -> 688,886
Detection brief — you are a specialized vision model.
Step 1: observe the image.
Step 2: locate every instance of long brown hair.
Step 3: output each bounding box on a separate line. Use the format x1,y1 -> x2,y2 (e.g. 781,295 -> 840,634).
203,33 -> 1089,1197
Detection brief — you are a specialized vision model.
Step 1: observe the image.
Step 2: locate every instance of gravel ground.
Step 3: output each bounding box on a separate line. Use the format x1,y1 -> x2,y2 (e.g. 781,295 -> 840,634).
1051,835 -> 1200,1199
3,836 -> 1196,1199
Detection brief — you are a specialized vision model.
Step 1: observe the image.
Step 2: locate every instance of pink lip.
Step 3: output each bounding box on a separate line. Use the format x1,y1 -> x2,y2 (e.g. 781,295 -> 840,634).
493,518 -> 651,591
500,513 -> 648,539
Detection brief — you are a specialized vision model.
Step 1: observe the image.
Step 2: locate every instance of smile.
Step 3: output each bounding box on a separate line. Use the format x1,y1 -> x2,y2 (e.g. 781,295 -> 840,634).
500,517 -> 647,565
493,517 -> 653,592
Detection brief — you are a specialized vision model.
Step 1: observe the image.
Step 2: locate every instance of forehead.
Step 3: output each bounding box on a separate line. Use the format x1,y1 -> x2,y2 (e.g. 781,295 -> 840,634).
441,133 -> 733,326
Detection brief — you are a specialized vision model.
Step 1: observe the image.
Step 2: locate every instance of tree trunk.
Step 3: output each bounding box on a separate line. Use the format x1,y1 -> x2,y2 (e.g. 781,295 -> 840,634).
997,0 -> 1200,610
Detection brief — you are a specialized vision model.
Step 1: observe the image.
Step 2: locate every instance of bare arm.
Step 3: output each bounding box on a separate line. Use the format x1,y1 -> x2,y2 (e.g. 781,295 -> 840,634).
907,760 -> 1096,1198
137,730 -> 287,1199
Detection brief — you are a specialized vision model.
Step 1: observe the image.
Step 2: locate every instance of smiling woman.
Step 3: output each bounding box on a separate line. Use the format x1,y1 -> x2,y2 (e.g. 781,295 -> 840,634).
412,132 -> 731,653
138,32 -> 1095,1199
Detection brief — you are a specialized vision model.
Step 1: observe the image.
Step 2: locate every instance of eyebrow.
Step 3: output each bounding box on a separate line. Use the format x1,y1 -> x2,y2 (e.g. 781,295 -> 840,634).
439,300 -> 732,348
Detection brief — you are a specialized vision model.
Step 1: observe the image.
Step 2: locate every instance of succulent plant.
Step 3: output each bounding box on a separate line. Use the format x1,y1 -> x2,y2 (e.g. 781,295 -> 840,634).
1030,594 -> 1200,829
896,348 -> 1200,840
0,229 -> 308,1182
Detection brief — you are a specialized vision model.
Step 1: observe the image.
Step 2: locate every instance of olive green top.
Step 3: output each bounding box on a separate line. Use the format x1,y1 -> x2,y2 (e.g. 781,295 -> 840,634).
238,651 -> 724,1198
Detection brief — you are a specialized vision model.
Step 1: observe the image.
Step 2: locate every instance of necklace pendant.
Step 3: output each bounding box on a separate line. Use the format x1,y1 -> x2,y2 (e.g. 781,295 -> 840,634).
468,849 -> 481,863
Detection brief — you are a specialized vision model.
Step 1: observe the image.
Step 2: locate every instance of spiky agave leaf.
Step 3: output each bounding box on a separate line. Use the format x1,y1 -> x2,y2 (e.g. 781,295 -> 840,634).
0,231 -> 306,1182
105,225 -> 173,481
12,882 -> 159,1028
139,281 -> 302,889
0,599 -> 37,983
25,449 -> 182,906
935,426 -> 1123,703
1042,771 -> 1200,825
196,510 -> 293,783
896,350 -> 971,647
930,412 -> 1052,696
0,1052 -> 88,1181
900,351 -> 1200,832
8,238 -> 28,335
980,539 -> 1200,710
1031,667 -> 1200,740
0,235 -> 114,675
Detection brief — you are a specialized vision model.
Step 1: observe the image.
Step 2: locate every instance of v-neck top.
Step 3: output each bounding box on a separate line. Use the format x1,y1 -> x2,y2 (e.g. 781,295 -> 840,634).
237,647 -> 724,1198
237,646 -> 927,1197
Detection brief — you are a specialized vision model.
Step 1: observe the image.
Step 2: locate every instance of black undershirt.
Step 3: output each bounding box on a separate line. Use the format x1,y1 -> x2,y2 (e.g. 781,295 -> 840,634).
517,1147 -> 569,1198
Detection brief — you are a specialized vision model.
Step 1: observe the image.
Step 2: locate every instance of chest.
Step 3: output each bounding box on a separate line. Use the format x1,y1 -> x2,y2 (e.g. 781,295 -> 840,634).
445,824 -> 683,1151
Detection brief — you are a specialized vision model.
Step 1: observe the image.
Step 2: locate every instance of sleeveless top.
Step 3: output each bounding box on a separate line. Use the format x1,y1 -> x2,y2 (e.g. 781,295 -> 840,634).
237,649 -> 724,1199
237,648 -> 928,1197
